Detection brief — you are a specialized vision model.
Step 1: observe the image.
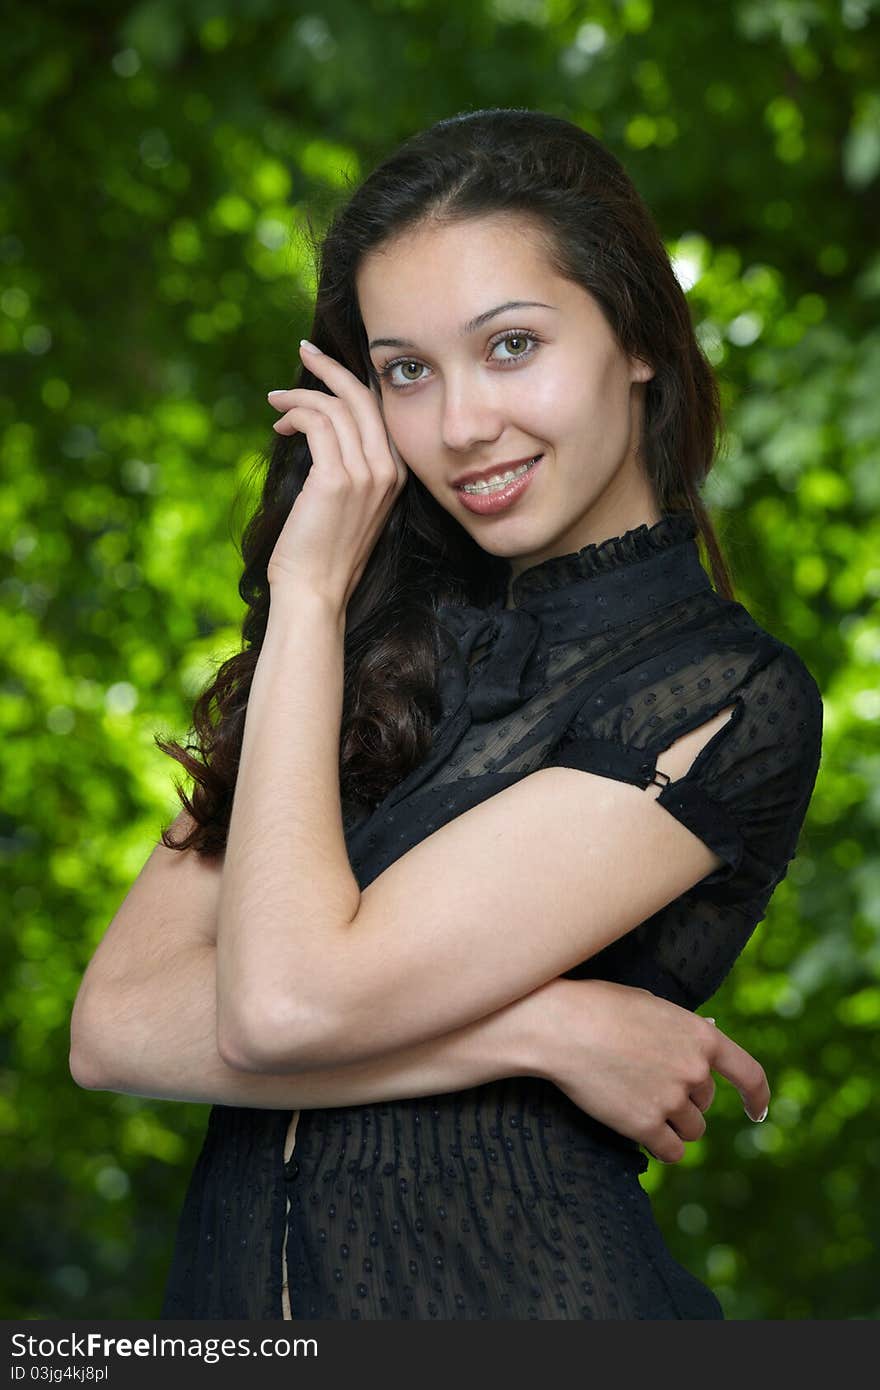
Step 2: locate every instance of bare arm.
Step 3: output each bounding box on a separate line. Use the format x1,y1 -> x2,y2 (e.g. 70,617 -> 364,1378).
71,938 -> 770,1164
70,939 -> 556,1108
70,812 -> 768,1161
215,585 -> 736,1073
68,807 -> 556,1107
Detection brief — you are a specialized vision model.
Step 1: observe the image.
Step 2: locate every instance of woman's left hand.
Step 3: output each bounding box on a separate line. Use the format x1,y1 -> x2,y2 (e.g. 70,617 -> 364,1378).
266,340 -> 408,611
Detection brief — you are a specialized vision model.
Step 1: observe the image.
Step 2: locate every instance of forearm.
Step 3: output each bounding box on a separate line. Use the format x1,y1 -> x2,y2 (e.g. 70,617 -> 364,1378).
74,942 -> 557,1109
216,590 -> 359,1060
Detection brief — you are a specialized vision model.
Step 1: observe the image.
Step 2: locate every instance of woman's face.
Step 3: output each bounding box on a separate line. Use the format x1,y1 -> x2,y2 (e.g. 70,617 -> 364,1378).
356,214 -> 660,584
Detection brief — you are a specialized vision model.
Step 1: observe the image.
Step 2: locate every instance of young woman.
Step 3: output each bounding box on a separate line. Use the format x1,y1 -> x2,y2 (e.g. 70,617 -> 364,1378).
70,109 -> 823,1320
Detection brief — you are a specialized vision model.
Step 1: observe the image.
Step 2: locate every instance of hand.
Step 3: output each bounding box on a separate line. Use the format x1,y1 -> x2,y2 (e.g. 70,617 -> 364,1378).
543,978 -> 770,1164
266,341 -> 408,610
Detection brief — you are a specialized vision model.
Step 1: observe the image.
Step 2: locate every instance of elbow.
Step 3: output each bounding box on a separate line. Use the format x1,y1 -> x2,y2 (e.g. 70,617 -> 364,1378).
216,993 -> 337,1074
69,1041 -> 109,1092
215,1019 -> 265,1072
68,994 -> 112,1092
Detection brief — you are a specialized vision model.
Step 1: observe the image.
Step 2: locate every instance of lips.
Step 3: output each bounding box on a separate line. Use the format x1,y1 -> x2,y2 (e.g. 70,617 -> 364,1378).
454,452 -> 543,515
452,455 -> 542,488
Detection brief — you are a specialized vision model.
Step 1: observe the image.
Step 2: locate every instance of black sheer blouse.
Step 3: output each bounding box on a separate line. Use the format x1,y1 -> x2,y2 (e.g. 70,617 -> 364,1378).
160,512 -> 823,1320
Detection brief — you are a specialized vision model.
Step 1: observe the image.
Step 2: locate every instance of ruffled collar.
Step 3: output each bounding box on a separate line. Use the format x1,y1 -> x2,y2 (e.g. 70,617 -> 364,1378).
493,511 -> 700,608
436,512 -> 714,721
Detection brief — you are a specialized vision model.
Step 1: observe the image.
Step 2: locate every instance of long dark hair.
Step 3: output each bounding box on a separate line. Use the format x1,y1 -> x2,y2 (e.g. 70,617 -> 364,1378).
156,107 -> 733,856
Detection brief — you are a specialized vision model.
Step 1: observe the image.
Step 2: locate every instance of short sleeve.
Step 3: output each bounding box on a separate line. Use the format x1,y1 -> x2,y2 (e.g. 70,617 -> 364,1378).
654,645 -> 823,900
547,638 -> 824,906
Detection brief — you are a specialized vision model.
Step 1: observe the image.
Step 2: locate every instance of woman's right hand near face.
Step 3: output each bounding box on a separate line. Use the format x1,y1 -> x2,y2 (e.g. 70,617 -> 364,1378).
543,978 -> 771,1163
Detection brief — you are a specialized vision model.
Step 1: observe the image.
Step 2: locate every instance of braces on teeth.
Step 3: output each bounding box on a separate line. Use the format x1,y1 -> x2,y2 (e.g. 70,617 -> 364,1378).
461,457 -> 539,494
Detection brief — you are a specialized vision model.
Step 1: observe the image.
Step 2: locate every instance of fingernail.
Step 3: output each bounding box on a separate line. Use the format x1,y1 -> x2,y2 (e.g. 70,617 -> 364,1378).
267,389 -> 288,398
705,1017 -> 716,1025
748,1104 -> 769,1123
300,338 -> 320,353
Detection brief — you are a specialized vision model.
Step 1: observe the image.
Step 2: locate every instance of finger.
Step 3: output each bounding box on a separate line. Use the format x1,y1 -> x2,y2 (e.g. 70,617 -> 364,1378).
272,402 -> 366,486
708,1028 -> 770,1122
646,1125 -> 686,1164
274,405 -> 347,482
295,342 -> 400,473
270,390 -> 385,488
666,1096 -> 707,1144
689,1076 -> 716,1113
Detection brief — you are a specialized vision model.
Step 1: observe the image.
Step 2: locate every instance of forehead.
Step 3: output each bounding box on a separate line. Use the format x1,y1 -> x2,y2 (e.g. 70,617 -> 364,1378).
356,214 -> 562,326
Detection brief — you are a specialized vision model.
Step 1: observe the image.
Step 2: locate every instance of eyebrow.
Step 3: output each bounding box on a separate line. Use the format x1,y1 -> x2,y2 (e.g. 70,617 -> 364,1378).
367,300 -> 558,351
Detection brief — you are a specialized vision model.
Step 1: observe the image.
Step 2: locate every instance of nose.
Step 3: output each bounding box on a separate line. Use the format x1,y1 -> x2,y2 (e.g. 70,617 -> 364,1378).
439,372 -> 506,454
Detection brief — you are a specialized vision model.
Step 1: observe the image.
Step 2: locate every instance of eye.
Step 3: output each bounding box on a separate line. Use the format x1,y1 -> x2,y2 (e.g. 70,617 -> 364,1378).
381,359 -> 426,388
377,330 -> 543,391
492,332 -> 535,363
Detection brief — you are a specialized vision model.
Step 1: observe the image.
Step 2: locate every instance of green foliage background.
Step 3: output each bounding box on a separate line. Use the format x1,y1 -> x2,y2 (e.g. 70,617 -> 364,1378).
3,0 -> 878,1320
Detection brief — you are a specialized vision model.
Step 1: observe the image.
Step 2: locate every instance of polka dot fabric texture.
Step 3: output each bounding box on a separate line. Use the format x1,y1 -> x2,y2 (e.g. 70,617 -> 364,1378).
160,513 -> 823,1320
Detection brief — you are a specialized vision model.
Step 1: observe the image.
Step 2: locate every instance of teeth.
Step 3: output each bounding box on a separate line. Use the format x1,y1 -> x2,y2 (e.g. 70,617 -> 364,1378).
461,457 -> 539,494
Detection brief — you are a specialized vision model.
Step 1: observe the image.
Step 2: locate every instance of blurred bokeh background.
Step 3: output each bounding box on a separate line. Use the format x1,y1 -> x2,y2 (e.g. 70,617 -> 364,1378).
3,0 -> 878,1320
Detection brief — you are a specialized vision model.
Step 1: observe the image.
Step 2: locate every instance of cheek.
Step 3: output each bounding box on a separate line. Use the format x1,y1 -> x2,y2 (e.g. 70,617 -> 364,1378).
526,354 -> 615,429
564,359 -> 632,437
532,373 -> 603,442
381,404 -> 436,485
515,365 -> 586,438
384,412 -> 424,466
